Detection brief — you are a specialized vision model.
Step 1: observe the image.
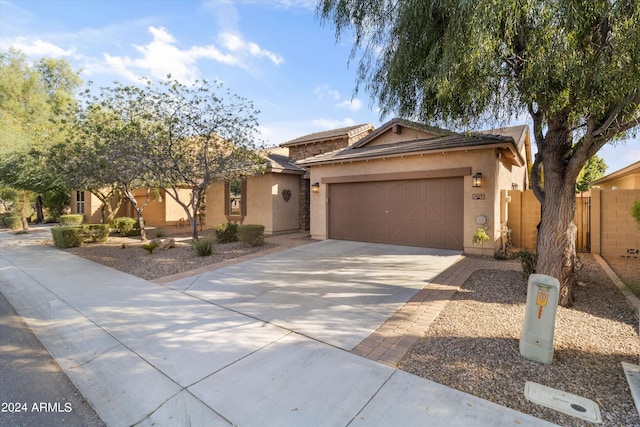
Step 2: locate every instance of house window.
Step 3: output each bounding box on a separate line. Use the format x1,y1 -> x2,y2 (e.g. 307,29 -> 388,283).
75,191 -> 85,214
225,178 -> 247,216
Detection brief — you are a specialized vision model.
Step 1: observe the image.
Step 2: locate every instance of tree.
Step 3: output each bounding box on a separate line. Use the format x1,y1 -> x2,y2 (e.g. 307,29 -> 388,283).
576,155 -> 607,192
319,0 -> 640,306
132,79 -> 266,241
0,50 -> 81,226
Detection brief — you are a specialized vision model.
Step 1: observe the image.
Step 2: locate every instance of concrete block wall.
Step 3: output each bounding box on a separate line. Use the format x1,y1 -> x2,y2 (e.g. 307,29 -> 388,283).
594,188 -> 640,257
507,188 -> 640,257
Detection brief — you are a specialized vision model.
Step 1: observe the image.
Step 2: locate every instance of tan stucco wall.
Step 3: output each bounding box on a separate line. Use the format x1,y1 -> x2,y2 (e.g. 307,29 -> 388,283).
70,191 -> 109,223
308,148 -> 527,254
593,173 -> 640,190
270,173 -> 300,233
204,173 -> 300,234
364,128 -> 440,147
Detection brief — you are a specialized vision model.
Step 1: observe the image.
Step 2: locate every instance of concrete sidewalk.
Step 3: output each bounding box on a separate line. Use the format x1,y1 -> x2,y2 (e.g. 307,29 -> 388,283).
0,230 -> 555,426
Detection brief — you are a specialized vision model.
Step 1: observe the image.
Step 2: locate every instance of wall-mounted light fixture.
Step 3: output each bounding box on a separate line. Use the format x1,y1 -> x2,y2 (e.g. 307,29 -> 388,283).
472,172 -> 483,188
311,182 -> 320,193
511,183 -> 519,190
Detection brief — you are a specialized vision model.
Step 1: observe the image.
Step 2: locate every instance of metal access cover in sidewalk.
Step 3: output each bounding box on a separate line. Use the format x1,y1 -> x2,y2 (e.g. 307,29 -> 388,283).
524,381 -> 602,423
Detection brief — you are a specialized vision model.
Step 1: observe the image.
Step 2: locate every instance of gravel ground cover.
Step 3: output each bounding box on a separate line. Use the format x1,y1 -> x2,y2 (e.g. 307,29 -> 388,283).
399,254 -> 639,426
603,256 -> 640,299
63,234 -> 276,280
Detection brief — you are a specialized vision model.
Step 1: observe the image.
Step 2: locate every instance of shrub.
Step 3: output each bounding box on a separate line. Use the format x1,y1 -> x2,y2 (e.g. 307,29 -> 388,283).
214,222 -> 238,243
632,200 -> 640,229
111,217 -> 140,236
238,224 -> 265,247
51,226 -> 84,248
59,214 -> 83,226
193,237 -> 215,256
1,213 -> 22,230
82,224 -> 110,243
515,249 -> 537,278
142,242 -> 158,254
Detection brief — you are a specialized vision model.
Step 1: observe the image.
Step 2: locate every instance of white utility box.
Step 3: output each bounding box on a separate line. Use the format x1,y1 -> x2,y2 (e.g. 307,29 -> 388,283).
519,274 -> 560,365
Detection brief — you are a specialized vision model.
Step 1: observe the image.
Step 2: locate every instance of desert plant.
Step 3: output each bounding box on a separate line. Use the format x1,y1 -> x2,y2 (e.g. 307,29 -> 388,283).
515,249 -> 537,279
154,230 -> 166,238
214,222 -> 238,243
238,224 -> 265,247
59,214 -> 83,226
142,242 -> 158,254
192,237 -> 214,256
632,200 -> 640,229
51,226 -> 84,248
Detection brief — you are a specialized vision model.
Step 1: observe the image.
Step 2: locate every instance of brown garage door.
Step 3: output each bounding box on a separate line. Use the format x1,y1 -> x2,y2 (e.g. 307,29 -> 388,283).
328,177 -> 464,249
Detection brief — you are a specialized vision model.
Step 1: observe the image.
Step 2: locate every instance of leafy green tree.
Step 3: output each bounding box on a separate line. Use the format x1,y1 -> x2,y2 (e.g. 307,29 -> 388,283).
319,0 -> 640,306
0,50 -> 81,227
576,155 -> 607,193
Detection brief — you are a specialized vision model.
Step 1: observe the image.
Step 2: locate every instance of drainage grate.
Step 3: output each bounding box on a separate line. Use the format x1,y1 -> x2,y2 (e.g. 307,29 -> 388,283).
524,381 -> 602,423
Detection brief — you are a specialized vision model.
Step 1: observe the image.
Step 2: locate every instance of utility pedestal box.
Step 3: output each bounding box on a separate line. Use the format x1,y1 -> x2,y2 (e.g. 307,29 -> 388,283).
519,274 -> 560,365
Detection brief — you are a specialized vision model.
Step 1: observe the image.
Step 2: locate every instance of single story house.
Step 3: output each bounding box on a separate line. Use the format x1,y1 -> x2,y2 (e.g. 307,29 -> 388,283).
296,118 -> 532,255
590,160 -> 640,190
204,124 -> 375,234
70,188 -> 191,227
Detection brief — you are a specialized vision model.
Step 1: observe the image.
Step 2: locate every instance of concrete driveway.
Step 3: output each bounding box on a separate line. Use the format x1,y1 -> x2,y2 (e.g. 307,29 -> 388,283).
0,231 -> 555,426
164,239 -> 462,350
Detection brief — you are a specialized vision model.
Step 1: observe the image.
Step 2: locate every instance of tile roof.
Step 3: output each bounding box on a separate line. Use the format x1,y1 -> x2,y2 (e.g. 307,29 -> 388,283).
349,118 -> 454,149
279,123 -> 374,147
297,132 -> 516,166
266,152 -> 306,174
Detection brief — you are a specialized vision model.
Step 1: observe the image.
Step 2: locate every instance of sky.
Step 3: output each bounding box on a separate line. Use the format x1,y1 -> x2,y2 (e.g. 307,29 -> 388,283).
0,0 -> 637,174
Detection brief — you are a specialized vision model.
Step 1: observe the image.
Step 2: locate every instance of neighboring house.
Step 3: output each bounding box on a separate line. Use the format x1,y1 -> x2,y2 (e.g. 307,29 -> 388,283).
590,160 -> 640,189
70,188 -> 191,227
297,118 -> 531,254
205,124 -> 375,235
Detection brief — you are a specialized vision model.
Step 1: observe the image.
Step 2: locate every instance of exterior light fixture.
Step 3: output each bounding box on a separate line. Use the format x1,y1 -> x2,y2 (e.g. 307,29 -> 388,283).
511,183 -> 519,190
472,172 -> 483,188
311,182 -> 320,193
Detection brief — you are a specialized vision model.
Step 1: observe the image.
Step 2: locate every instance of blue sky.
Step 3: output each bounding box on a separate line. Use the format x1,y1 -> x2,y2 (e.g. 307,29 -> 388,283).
1,0 -> 636,173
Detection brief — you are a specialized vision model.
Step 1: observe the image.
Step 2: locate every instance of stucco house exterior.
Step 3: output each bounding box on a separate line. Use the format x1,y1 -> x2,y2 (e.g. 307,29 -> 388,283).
70,188 -> 192,227
590,160 -> 640,190
204,124 -> 375,235
296,119 -> 532,255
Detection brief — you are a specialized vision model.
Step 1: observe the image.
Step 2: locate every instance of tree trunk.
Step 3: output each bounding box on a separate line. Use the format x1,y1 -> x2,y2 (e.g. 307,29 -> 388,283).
534,124 -> 579,307
35,195 -> 45,223
19,191 -> 30,231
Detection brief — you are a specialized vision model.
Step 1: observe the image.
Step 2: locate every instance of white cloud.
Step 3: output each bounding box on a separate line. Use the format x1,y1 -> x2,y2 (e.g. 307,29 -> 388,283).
312,118 -> 356,129
218,32 -> 283,65
2,37 -> 76,57
337,98 -> 362,111
103,26 -> 282,83
313,84 -> 340,100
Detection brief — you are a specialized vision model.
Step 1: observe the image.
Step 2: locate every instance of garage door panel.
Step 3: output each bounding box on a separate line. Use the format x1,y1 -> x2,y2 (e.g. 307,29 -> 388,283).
329,177 -> 464,250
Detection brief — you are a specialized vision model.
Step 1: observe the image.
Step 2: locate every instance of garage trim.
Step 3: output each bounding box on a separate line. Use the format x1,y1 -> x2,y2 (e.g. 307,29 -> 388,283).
321,167 -> 471,184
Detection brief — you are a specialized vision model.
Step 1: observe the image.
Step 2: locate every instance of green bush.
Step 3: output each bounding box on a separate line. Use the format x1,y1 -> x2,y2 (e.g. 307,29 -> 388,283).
192,237 -> 215,256
214,222 -> 238,243
515,249 -> 537,278
111,217 -> 140,236
142,242 -> 158,254
82,224 -> 110,243
59,214 -> 83,226
238,224 -> 265,247
51,226 -> 84,248
631,200 -> 640,229
1,213 -> 22,229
